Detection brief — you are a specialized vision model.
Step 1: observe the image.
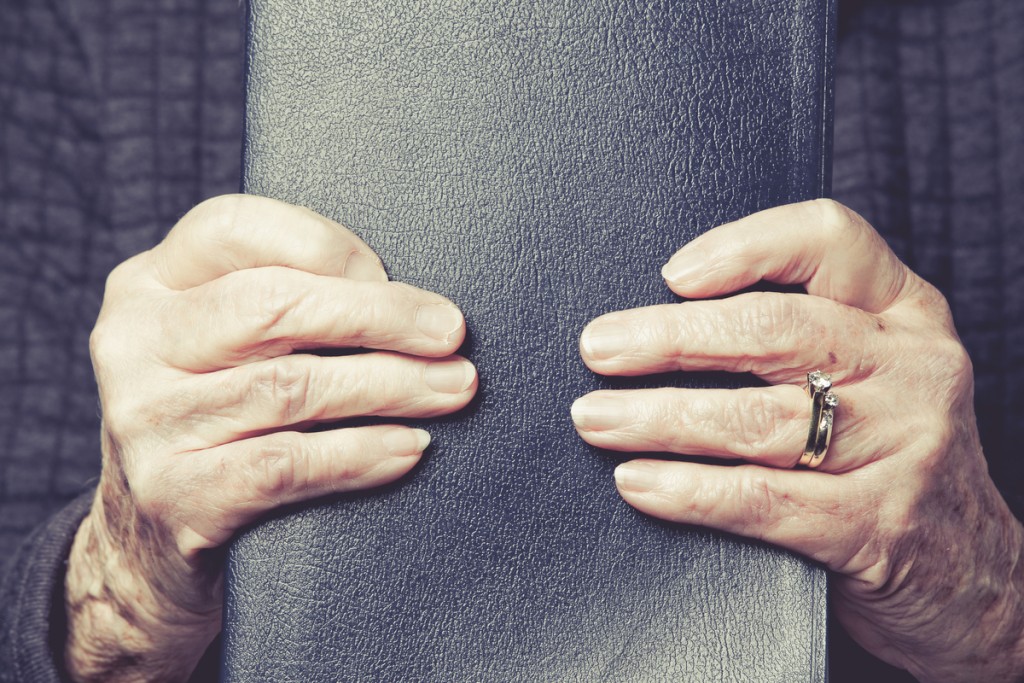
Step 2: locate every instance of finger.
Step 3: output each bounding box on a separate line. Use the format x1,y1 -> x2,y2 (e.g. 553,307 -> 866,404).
185,352 -> 476,444
571,385 -> 869,473
164,268 -> 465,370
152,194 -> 387,289
580,291 -> 877,383
661,199 -> 913,313
168,425 -> 430,553
612,459 -> 862,568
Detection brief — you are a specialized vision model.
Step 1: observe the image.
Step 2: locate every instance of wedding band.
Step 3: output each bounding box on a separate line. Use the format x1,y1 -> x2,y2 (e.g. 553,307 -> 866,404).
799,370 -> 838,469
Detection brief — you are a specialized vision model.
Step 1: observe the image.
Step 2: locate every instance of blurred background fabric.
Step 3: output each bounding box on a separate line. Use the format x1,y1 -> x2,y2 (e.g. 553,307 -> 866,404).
833,0 -> 1024,521
0,0 -> 246,556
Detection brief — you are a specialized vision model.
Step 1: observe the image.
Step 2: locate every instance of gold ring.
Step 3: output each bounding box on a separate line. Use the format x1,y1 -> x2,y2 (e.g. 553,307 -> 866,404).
799,370 -> 838,469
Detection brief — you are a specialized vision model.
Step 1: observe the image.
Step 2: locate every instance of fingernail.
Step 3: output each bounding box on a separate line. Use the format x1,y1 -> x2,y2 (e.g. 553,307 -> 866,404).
416,304 -> 464,343
383,428 -> 431,457
571,395 -> 628,431
424,359 -> 476,394
580,323 -> 630,360
344,251 -> 388,282
661,250 -> 705,284
615,462 -> 660,493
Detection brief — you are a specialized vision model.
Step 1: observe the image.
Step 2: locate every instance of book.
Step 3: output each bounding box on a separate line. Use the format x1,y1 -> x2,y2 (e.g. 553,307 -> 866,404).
224,1 -> 835,679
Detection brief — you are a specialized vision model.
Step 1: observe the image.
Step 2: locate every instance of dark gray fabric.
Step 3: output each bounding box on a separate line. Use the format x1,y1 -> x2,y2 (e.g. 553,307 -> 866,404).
0,1 -> 245,681
0,491 -> 90,683
0,0 -> 246,559
0,0 -> 1019,681
829,3 -> 1024,679
832,0 -> 1024,520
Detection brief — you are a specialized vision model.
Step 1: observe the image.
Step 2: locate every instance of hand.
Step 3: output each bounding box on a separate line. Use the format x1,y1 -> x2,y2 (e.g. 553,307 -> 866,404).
571,199 -> 1024,683
65,195 -> 477,682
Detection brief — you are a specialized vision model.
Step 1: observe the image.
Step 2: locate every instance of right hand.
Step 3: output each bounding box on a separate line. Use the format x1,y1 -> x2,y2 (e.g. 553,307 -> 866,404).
64,195 -> 477,682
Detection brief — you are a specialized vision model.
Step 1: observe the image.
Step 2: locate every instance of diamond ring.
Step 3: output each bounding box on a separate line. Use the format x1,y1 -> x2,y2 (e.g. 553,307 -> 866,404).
798,370 -> 839,469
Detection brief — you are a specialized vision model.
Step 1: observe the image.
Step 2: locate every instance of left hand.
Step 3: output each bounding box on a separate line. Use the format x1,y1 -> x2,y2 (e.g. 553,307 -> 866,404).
571,199 -> 1024,683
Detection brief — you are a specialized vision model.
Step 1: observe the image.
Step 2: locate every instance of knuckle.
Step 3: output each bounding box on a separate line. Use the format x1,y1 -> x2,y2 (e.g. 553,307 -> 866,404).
362,357 -> 409,408
102,257 -> 138,296
941,340 -> 974,391
915,335 -> 974,410
238,273 -> 300,338
326,438 -> 373,484
100,401 -> 130,440
811,198 -> 859,238
252,357 -> 318,424
739,293 -> 805,353
91,261 -> 146,367
88,320 -> 118,369
914,281 -> 957,324
249,433 -> 306,499
301,209 -> 344,245
344,295 -> 380,345
846,505 -> 907,593
811,199 -> 878,259
733,469 -> 788,532
640,313 -> 680,363
336,367 -> 381,413
101,394 -> 147,442
644,393 -> 690,452
846,543 -> 897,594
346,284 -> 416,347
914,420 -> 958,468
191,194 -> 247,243
646,307 -> 699,367
726,390 -> 784,456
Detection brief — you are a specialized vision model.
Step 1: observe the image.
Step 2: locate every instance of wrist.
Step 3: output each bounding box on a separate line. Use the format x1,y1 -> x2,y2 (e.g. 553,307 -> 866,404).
980,511 -> 1024,683
918,500 -> 1024,683
64,499 -> 220,683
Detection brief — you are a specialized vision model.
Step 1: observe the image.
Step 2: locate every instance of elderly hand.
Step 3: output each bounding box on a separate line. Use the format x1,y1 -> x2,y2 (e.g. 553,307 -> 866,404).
64,195 -> 477,682
571,200 -> 1024,683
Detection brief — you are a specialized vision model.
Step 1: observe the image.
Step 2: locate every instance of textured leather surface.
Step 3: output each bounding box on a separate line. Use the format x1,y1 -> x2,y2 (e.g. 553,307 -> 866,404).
225,1 -> 835,680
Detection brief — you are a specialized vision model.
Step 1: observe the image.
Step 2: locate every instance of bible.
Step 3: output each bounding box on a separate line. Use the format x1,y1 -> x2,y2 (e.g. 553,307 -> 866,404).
224,0 -> 836,679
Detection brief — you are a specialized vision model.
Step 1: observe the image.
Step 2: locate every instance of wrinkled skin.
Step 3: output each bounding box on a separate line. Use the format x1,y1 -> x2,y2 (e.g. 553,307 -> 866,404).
65,196 -> 478,682
572,199 -> 1024,683
65,194 -> 1022,682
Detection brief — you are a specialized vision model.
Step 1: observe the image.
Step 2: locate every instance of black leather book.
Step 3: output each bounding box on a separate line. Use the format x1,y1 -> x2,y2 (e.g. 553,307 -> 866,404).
224,1 -> 835,680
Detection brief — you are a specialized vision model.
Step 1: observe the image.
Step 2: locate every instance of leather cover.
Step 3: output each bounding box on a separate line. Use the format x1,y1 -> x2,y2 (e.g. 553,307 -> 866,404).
224,1 -> 835,680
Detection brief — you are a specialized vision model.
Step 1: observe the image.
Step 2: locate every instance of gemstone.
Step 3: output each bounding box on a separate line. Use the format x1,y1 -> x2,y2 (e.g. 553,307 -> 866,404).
808,370 -> 832,393
824,392 -> 839,409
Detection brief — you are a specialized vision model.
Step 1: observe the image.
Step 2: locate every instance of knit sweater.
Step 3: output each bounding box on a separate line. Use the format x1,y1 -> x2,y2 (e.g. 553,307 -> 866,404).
1,0 -> 1020,681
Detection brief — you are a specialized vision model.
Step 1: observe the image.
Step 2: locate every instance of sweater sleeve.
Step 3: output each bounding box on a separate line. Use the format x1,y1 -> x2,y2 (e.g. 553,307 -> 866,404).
0,491 -> 94,683
0,491 -> 223,683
